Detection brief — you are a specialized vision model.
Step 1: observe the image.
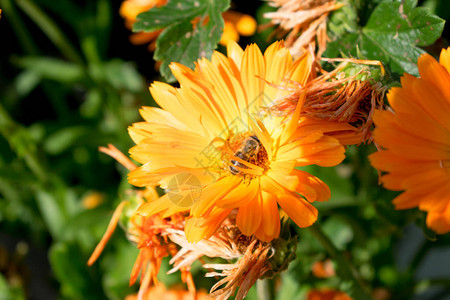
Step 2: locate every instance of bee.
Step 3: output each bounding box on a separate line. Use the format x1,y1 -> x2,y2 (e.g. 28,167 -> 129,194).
229,135 -> 261,175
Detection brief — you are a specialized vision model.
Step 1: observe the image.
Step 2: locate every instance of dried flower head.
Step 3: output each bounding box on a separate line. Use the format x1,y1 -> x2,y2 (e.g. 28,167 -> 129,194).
264,58 -> 387,144
264,0 -> 344,58
162,215 -> 296,300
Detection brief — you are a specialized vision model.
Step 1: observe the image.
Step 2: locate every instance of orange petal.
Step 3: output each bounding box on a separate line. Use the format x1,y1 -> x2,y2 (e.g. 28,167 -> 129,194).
218,179 -> 259,209
191,176 -> 241,217
185,207 -> 232,242
236,190 -> 262,236
292,169 -> 330,202
277,193 -> 318,228
258,192 -> 280,240
87,201 -> 127,266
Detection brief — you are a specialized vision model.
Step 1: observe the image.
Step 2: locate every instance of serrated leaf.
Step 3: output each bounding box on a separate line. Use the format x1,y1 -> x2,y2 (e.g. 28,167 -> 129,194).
134,1 -> 204,32
325,0 -> 445,76
362,0 -> 444,75
133,0 -> 230,82
155,20 -> 203,82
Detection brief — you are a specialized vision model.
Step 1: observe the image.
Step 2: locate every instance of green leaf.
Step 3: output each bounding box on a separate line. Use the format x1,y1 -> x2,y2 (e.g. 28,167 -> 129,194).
49,242 -> 104,299
14,70 -> 41,97
101,239 -> 139,299
35,190 -> 66,239
362,0 -> 444,75
325,0 -> 445,76
133,0 -> 230,82
43,126 -> 88,155
0,273 -> 26,300
102,60 -> 145,92
14,56 -> 85,83
133,1 -> 204,32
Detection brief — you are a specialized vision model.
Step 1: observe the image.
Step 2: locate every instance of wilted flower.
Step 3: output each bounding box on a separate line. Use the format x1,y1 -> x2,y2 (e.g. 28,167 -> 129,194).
264,0 -> 344,58
163,216 -> 296,300
370,48 -> 450,234
265,58 -> 387,144
88,145 -> 194,298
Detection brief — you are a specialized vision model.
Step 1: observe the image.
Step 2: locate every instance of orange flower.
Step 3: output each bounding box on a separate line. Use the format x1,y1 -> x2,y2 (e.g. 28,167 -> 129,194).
308,289 -> 352,300
119,0 -> 166,50
129,41 -> 346,243
312,259 -> 335,278
220,11 -> 257,46
369,48 -> 450,234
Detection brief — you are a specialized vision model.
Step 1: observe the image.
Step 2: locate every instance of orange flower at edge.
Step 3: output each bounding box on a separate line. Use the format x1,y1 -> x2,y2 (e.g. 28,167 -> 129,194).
370,48 -> 450,234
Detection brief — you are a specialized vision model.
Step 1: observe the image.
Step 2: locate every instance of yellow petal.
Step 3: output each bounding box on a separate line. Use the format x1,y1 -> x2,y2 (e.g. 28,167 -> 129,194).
240,44 -> 265,115
227,40 -> 244,72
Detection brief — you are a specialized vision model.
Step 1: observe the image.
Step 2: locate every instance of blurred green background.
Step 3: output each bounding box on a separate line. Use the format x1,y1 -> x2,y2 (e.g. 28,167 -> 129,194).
0,0 -> 449,299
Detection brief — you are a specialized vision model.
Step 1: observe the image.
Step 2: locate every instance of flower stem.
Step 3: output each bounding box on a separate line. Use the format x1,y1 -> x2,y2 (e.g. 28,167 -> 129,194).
0,0 -> 39,54
308,223 -> 372,300
15,0 -> 84,64
256,278 -> 272,300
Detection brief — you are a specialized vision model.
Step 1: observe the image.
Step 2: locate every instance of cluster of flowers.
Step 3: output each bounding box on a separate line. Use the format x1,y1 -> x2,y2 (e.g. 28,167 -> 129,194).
88,0 -> 450,299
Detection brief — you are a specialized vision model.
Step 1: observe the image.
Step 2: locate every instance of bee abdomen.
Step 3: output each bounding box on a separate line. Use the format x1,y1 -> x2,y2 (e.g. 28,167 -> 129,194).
229,151 -> 248,175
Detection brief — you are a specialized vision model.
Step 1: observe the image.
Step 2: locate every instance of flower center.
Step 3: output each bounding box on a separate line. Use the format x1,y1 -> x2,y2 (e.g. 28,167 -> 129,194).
216,132 -> 269,178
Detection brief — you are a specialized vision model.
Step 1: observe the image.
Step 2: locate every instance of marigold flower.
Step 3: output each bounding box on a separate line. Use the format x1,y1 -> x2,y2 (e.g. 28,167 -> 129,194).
129,41 -> 346,243
369,48 -> 450,234
308,288 -> 352,300
264,0 -> 344,58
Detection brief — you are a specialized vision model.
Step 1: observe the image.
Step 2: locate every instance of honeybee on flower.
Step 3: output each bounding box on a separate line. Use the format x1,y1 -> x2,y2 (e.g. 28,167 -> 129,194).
128,40 -> 352,243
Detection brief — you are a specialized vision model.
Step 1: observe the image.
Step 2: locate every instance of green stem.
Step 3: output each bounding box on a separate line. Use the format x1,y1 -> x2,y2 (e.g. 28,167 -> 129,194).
308,223 -> 372,300
16,0 -> 84,64
256,279 -> 271,300
0,104 -> 48,182
0,0 -> 39,54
